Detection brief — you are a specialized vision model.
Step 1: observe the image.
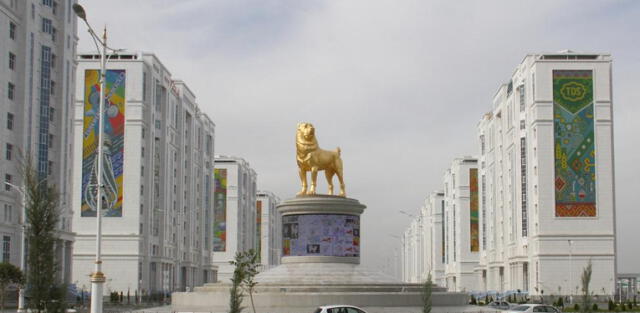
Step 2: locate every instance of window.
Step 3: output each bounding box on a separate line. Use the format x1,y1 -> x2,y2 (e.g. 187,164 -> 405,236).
48,134 -> 54,149
52,28 -> 57,41
4,175 -> 11,191
50,81 -> 55,95
43,0 -> 53,6
481,174 -> 486,249
6,144 -> 12,160
142,72 -> 147,101
9,22 -> 16,40
7,83 -> 15,100
521,137 -> 528,238
7,114 -> 14,130
42,18 -> 52,34
9,53 -> 16,70
518,84 -> 525,112
52,1 -> 58,15
2,236 -> 9,262
3,204 -> 11,222
51,54 -> 56,68
31,4 -> 35,19
532,73 -> 536,101
49,108 -> 55,121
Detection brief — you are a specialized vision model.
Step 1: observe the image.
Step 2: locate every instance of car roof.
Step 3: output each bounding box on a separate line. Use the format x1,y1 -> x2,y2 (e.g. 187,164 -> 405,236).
319,305 -> 362,309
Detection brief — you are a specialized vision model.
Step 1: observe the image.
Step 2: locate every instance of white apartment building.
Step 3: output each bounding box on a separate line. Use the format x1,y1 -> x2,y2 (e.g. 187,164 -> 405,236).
443,157 -> 479,292
475,51 -> 616,297
213,155 -> 257,281
401,192 -> 446,286
72,52 -> 217,296
423,191 -> 445,286
256,190 -> 281,270
0,0 -> 76,286
402,217 -> 422,283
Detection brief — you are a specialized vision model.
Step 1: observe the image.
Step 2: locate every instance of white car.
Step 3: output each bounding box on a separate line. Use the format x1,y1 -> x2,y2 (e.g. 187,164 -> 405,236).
488,301 -> 513,310
313,305 -> 368,313
506,304 -> 562,313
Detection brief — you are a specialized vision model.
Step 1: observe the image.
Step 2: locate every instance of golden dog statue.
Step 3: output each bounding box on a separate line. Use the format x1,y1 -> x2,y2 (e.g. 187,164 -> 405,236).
296,122 -> 345,197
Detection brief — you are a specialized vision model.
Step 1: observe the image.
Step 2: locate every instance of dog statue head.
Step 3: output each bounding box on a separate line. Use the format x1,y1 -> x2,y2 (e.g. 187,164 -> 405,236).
297,122 -> 316,143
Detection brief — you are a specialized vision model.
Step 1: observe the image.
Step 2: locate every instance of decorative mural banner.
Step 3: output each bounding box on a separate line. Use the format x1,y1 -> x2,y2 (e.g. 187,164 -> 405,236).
256,200 -> 262,262
553,70 -> 596,217
282,214 -> 360,257
213,169 -> 227,251
469,168 -> 479,252
81,69 -> 126,217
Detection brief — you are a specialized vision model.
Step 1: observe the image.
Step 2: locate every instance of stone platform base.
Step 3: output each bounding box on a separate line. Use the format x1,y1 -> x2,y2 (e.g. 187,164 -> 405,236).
172,263 -> 468,312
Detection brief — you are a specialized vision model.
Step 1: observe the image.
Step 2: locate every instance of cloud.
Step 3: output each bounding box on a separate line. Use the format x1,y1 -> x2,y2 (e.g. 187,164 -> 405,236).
78,0 -> 640,274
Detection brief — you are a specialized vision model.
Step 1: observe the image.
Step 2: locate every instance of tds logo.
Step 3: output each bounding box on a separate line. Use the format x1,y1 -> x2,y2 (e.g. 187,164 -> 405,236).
560,81 -> 587,102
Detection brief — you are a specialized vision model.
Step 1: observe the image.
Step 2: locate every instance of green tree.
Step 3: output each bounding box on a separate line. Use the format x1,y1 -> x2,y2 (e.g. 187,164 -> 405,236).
229,249 -> 261,313
242,250 -> 260,313
0,262 -> 24,312
229,257 -> 244,313
422,274 -> 432,313
23,162 -> 66,313
580,260 -> 593,313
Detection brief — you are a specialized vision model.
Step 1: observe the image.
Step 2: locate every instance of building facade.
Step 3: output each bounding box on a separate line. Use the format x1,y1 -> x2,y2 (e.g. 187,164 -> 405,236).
0,0 -> 76,286
443,157 -> 480,292
212,155 -> 257,281
401,217 -> 421,283
401,191 -> 446,286
72,52 -> 216,295
475,51 -> 616,297
256,190 -> 281,270
422,191 -> 445,287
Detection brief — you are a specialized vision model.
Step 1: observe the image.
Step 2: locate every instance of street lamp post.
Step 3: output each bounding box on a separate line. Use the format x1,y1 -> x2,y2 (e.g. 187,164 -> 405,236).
73,4 -> 122,313
568,240 -> 573,304
6,179 -> 46,312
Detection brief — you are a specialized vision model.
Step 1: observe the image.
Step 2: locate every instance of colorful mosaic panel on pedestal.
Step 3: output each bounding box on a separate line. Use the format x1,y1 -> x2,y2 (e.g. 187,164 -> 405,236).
469,168 -> 479,252
81,69 -> 126,217
553,70 -> 596,217
282,214 -> 360,257
213,169 -> 227,251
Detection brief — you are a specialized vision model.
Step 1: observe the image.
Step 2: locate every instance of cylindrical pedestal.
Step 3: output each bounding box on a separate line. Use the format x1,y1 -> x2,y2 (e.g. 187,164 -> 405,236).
278,195 -> 365,265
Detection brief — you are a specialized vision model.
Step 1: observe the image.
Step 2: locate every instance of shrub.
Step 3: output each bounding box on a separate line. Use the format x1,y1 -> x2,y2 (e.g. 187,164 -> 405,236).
574,303 -> 580,311
592,303 -> 598,311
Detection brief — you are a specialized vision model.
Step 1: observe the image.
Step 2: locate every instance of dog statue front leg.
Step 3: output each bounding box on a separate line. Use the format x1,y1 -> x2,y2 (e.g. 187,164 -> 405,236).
308,167 -> 319,195
297,168 -> 307,196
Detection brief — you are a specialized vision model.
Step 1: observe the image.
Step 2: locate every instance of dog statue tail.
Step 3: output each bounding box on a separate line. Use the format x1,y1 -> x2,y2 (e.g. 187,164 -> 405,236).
336,147 -> 341,156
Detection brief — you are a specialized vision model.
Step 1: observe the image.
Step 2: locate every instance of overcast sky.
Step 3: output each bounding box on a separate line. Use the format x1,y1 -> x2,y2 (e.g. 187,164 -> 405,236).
78,0 -> 639,275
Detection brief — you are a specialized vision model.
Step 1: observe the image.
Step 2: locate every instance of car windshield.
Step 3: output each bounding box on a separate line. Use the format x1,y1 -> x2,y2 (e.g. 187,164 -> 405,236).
313,308 -> 322,313
512,306 -> 531,311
